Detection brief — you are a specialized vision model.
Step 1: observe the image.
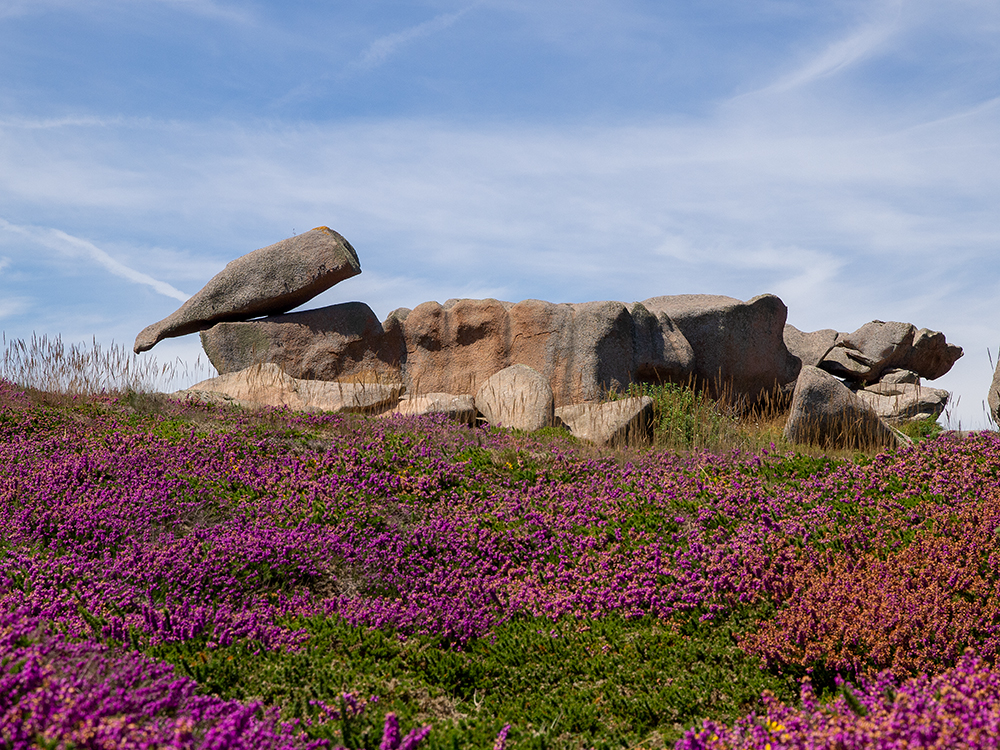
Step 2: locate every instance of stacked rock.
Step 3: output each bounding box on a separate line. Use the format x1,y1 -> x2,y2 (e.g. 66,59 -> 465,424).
135,229 -> 964,448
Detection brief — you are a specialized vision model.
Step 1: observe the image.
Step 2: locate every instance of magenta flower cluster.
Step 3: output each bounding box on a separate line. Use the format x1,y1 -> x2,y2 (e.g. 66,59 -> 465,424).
677,651 -> 1000,749
5,374 -> 1000,746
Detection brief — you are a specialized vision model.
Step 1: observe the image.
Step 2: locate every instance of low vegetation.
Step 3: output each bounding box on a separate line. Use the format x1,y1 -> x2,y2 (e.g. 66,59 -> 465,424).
1,335 -> 991,749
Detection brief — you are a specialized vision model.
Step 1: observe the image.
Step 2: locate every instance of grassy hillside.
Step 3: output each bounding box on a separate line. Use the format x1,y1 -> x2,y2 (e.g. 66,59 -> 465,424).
1,338 -> 995,749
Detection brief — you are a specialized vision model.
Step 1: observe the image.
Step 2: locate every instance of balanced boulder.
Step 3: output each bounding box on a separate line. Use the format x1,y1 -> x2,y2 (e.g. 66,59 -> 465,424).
819,321 -> 962,384
783,365 -> 898,449
475,364 -> 554,431
135,227 -> 361,353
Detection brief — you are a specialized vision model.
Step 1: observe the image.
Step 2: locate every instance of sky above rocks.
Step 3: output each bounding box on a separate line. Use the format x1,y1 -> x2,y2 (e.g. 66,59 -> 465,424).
0,0 -> 997,426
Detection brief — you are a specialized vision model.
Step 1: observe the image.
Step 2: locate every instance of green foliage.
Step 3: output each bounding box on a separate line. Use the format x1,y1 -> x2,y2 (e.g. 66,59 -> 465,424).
898,417 -> 944,441
607,381 -> 742,452
147,609 -> 798,749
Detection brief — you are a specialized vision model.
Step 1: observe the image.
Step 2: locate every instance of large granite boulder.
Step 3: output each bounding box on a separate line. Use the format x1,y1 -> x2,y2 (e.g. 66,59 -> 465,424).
783,366 -> 898,449
474,364 -> 554,431
819,321 -> 962,383
390,298 -> 694,407
555,396 -> 655,446
200,302 -> 405,384
641,294 -> 800,406
135,227 -> 361,353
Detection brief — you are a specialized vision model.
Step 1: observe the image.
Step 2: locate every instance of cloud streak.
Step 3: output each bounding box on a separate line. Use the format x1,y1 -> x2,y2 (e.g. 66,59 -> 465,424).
746,0 -> 905,95
0,219 -> 190,302
357,5 -> 479,69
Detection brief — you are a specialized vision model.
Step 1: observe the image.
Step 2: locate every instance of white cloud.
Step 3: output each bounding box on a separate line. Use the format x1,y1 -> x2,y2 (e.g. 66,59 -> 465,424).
0,296 -> 30,319
0,219 -> 190,301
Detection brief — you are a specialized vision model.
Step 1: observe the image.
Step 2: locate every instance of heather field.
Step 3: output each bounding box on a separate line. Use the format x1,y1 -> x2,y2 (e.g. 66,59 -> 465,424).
4,374 -> 1000,749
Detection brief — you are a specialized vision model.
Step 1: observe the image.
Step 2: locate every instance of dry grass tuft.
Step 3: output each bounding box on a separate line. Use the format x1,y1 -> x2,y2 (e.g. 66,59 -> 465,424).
1,332 -> 210,397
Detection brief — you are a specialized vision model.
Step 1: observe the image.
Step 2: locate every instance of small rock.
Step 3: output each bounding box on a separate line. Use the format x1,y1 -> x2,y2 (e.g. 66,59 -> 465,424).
856,382 -> 949,424
180,363 -> 305,410
878,369 -> 920,385
555,396 -> 654,446
295,380 -> 402,414
475,364 -> 554,431
390,393 -> 477,424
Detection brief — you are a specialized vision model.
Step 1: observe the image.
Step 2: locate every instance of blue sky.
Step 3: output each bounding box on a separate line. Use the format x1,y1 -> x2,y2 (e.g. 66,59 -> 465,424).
1,0 -> 998,426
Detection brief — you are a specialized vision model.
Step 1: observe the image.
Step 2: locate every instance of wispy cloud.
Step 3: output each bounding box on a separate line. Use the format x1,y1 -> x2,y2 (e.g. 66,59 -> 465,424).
746,0 -> 905,95
357,5 -> 479,69
0,219 -> 190,302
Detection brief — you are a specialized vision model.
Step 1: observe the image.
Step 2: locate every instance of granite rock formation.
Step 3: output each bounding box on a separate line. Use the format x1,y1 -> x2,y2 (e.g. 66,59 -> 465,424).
135,227 -> 360,353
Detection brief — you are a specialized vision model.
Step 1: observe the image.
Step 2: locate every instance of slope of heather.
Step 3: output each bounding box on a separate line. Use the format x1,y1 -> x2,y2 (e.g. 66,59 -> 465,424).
2,378 -> 1000,748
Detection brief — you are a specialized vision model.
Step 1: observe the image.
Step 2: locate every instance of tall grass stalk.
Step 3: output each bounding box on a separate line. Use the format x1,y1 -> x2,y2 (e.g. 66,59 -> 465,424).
1,332 -> 208,396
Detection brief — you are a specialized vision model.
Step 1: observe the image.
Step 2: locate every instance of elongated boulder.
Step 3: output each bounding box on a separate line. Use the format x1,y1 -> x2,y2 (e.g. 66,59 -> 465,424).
783,365 -> 898,449
642,293 -> 800,406
135,227 -> 361,353
200,302 -> 405,384
176,363 -> 401,413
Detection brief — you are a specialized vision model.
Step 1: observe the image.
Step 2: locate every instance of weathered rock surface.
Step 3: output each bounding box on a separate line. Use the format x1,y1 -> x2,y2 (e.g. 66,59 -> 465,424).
392,298 -> 694,407
200,302 -> 405,383
176,363 -> 400,413
819,321 -> 962,383
783,365 -> 898,448
784,325 -> 838,368
555,396 -> 654,446
898,328 -> 964,380
880,368 -> 920,385
389,393 -> 476,424
642,294 -> 800,405
990,361 -> 1000,425
135,227 -> 361,353
856,382 -> 949,424
474,364 -> 554,431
